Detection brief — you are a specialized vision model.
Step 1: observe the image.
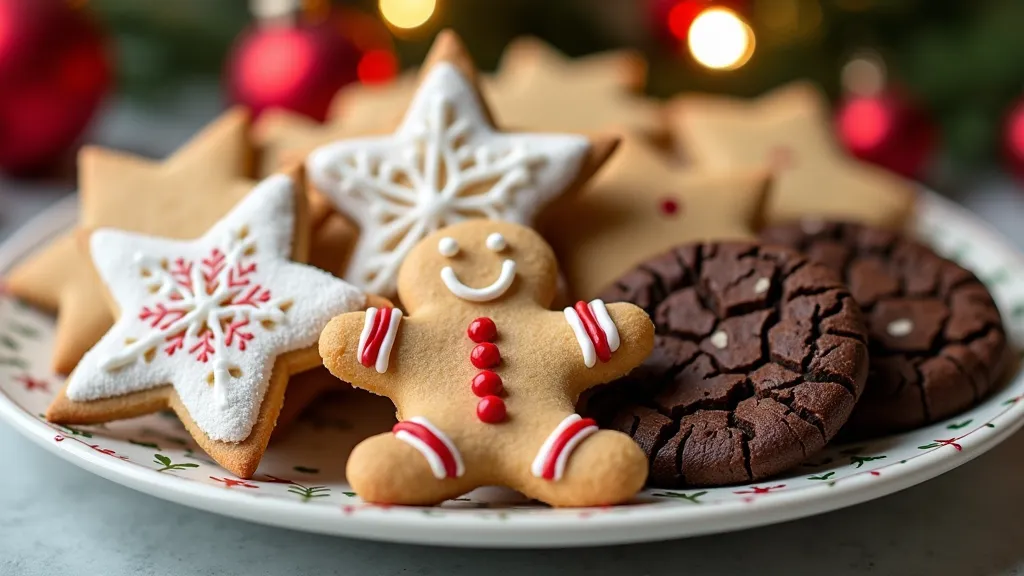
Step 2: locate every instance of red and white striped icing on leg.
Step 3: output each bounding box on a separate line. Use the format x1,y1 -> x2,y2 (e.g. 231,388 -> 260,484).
357,307 -> 403,373
531,414 -> 599,481
392,417 -> 466,480
563,299 -> 620,368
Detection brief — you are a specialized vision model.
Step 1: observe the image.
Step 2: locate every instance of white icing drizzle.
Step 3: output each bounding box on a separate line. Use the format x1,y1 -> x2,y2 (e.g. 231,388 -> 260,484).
485,232 -> 507,252
588,299 -> 620,353
563,307 -> 596,368
440,259 -> 517,302
394,416 -> 466,479
357,307 -> 378,364
530,414 -> 599,481
376,308 -> 403,373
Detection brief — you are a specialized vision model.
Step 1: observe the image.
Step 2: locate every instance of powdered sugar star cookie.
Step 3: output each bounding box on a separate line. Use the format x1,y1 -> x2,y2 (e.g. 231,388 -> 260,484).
307,31 -> 617,298
47,173 -> 367,477
319,220 -> 654,507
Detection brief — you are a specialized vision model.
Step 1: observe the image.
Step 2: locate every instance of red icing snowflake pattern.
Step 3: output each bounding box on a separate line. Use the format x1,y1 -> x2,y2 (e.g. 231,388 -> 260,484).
99,229 -> 291,404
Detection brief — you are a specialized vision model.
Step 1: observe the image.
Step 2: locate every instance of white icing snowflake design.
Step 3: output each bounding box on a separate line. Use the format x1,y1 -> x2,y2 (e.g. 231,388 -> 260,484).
66,175 -> 365,442
307,62 -> 591,296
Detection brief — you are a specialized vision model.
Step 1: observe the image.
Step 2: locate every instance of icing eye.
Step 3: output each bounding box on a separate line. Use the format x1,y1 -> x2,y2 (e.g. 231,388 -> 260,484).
438,237 -> 459,257
485,233 -> 507,252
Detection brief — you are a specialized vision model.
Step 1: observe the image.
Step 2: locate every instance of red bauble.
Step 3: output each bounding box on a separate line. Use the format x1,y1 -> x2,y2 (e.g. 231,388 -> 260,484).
834,90 -> 935,178
225,8 -> 398,121
476,395 -> 507,424
1003,99 -> 1024,180
0,0 -> 111,175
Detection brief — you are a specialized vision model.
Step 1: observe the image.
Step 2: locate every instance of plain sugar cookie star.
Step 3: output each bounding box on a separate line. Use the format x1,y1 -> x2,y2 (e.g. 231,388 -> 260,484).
487,37 -> 666,144
668,81 -> 916,228
306,30 -> 618,298
4,108 -> 257,374
46,173 -> 367,478
539,136 -> 770,300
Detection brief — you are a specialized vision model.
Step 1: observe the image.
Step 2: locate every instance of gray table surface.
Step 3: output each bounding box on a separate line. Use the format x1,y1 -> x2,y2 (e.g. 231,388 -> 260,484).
3,91 -> 1024,576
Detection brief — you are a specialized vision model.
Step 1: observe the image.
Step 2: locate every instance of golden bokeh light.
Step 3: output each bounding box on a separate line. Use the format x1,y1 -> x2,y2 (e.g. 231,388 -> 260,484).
379,0 -> 436,30
687,8 -> 756,71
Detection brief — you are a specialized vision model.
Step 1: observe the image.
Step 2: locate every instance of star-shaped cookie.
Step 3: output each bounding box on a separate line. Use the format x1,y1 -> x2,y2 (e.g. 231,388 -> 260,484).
486,37 -> 666,144
47,173 -> 366,478
539,136 -> 770,300
305,30 -> 618,298
5,109 -> 257,373
669,81 -> 916,228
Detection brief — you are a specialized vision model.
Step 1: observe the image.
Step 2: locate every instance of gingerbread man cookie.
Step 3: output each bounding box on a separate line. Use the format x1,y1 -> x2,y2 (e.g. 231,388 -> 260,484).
319,220 -> 654,507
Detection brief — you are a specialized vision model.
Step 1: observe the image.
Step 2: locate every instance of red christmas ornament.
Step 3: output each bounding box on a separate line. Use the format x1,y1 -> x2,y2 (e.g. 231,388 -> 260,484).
226,5 -> 397,122
466,317 -> 497,343
835,90 -> 935,178
471,371 -> 503,397
0,0 -> 111,175
476,395 -> 507,424
470,342 -> 500,369
1003,99 -> 1024,180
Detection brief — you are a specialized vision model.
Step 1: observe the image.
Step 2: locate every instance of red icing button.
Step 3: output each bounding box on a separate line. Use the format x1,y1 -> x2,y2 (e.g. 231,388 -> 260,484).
467,317 -> 498,343
476,395 -> 506,423
470,342 -> 500,369
659,197 -> 680,217
471,371 -> 503,397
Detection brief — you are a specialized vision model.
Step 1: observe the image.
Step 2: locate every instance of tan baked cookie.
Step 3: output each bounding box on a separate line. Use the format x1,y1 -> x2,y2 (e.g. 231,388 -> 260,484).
669,81 -> 916,228
47,171 -> 368,478
319,220 -> 654,507
541,136 -> 770,300
306,30 -> 618,299
5,109 -> 257,373
487,37 -> 666,144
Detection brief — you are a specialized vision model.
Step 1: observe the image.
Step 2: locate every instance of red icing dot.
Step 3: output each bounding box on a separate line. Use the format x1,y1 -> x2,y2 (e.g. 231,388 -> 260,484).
467,317 -> 497,343
659,198 -> 680,217
471,371 -> 503,397
470,342 -> 500,369
476,395 -> 506,423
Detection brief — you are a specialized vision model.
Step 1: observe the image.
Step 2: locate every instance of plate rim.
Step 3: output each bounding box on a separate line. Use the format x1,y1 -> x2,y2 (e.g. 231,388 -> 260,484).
1,191 -> 1023,548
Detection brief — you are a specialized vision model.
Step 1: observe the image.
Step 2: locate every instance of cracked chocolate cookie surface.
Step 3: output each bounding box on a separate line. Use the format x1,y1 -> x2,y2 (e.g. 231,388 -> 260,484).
589,242 -> 869,487
760,221 -> 1009,439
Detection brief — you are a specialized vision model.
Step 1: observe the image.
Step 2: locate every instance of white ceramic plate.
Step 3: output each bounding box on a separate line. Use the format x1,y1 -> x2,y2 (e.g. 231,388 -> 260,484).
2,192 -> 1024,548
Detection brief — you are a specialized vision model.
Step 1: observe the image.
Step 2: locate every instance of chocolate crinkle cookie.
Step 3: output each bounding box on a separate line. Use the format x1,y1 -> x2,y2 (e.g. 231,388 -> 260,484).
587,242 -> 869,488
760,221 -> 1010,439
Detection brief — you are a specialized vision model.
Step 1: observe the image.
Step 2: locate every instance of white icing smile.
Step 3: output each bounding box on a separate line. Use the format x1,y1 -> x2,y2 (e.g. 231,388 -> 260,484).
441,260 -> 517,302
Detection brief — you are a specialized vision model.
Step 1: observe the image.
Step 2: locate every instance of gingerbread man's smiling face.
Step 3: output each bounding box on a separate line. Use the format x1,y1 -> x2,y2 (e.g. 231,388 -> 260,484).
397,220 -> 559,312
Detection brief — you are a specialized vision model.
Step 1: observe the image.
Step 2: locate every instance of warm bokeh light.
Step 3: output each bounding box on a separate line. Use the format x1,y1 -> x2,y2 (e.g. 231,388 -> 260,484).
687,8 -> 755,70
379,0 -> 435,30
841,52 -> 886,97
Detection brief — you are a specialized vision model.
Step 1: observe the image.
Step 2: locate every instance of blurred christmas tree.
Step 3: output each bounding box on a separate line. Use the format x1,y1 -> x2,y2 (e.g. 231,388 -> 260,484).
85,0 -> 1024,174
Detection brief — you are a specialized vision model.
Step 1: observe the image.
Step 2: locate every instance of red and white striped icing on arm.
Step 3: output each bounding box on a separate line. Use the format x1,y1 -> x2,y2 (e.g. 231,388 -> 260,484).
357,307 -> 403,373
531,414 -> 599,481
563,299 -> 621,368
392,417 -> 466,479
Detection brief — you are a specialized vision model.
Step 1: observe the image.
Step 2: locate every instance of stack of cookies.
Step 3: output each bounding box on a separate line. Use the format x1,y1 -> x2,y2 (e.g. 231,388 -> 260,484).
3,30 -> 1009,505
